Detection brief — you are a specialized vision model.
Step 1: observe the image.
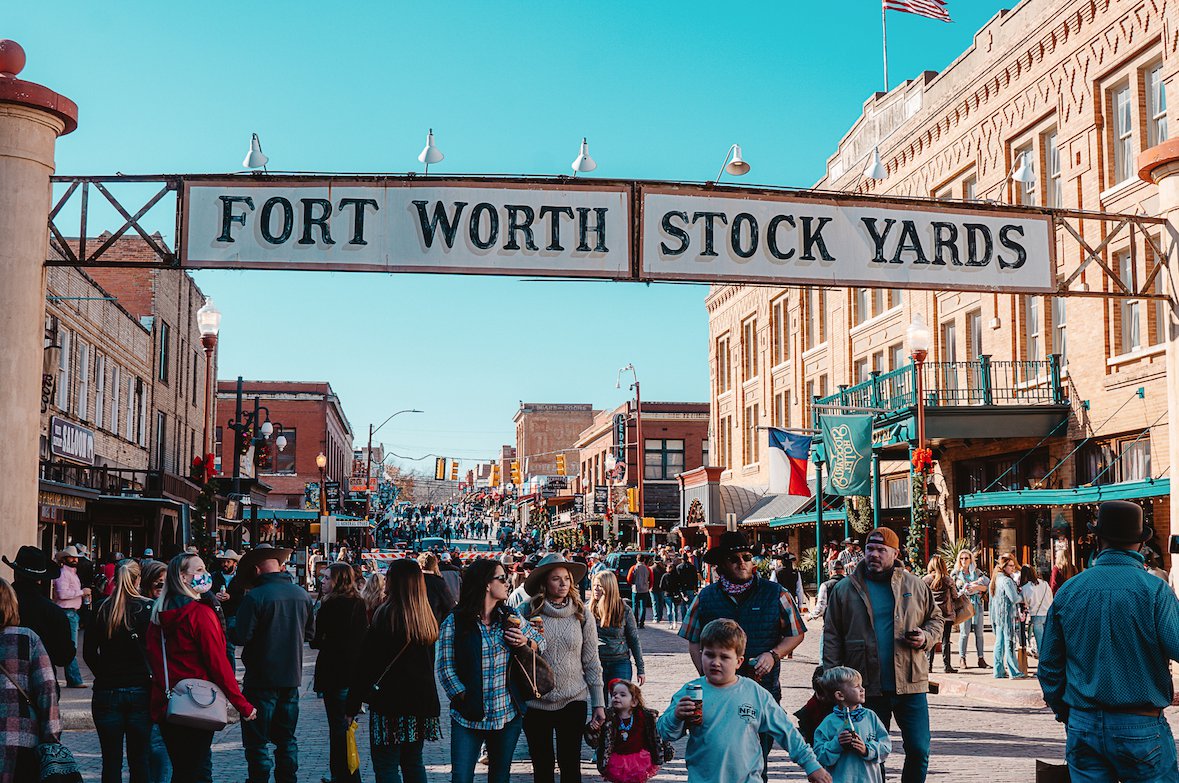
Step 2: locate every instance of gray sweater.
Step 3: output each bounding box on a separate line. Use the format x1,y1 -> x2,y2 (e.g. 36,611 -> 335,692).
527,599 -> 604,711
595,602 -> 644,676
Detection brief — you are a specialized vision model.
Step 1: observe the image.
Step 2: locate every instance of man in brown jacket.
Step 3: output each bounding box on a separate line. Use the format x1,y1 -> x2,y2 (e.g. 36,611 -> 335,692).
821,527 -> 943,783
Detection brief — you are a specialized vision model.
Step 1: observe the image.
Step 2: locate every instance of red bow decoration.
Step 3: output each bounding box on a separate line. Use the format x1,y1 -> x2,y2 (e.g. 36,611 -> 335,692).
912,447 -> 934,474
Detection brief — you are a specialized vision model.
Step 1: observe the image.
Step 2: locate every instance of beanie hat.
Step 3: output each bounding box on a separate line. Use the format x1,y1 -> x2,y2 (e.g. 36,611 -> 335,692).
866,527 -> 900,550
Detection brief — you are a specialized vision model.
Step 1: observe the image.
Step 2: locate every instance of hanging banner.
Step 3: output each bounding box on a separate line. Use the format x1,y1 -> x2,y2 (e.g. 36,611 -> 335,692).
821,415 -> 873,496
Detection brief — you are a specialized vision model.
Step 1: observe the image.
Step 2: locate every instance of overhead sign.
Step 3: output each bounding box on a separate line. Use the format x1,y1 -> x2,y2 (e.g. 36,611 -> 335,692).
49,417 -> 94,465
183,179 -> 631,278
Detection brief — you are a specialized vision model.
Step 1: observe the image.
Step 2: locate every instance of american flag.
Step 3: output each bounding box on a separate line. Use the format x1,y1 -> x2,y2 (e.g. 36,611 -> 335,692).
884,0 -> 952,22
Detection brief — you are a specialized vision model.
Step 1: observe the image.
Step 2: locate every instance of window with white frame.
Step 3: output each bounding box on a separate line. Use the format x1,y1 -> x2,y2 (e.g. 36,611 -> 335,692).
1118,251 -> 1141,354
157,321 -> 170,384
1015,144 -> 1036,205
743,403 -> 760,465
805,288 -> 827,348
771,297 -> 789,365
75,341 -> 90,419
716,335 -> 731,394
136,383 -> 146,447
964,176 -> 977,201
1025,297 -> 1043,362
1113,84 -> 1134,183
854,288 -> 869,325
1045,131 -> 1063,208
966,310 -> 983,360
110,365 -> 121,435
772,389 -> 790,428
56,330 -> 71,411
888,289 -> 903,309
1052,297 -> 1068,365
872,350 -> 884,374
94,353 -> 106,428
1148,64 -> 1168,147
126,377 -> 136,441
854,356 -> 870,383
888,342 -> 905,371
741,318 -> 758,381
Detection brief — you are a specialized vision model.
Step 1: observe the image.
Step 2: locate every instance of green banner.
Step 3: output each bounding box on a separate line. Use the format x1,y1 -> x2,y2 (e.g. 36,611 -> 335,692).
821,414 -> 873,496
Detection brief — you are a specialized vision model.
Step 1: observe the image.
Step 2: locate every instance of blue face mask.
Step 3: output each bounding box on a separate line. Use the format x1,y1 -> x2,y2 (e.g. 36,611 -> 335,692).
190,572 -> 213,594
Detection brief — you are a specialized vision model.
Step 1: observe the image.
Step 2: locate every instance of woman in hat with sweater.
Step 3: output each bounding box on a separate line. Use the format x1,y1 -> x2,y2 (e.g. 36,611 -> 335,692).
524,553 -> 605,783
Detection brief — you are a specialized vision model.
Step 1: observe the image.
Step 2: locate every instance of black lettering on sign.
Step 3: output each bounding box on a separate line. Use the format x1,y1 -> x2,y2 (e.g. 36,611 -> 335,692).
260,197 -> 294,245
577,207 -> 609,253
469,203 -> 499,250
538,206 -> 575,251
861,217 -> 897,263
298,198 -> 334,245
767,215 -> 796,261
660,211 -> 690,256
930,222 -> 959,266
216,196 -> 255,243
964,224 -> 993,267
997,225 -> 1027,269
800,217 -> 834,261
413,200 -> 467,249
504,205 -> 539,251
691,212 -> 728,257
891,220 -> 929,265
338,198 -> 379,245
730,213 -> 758,260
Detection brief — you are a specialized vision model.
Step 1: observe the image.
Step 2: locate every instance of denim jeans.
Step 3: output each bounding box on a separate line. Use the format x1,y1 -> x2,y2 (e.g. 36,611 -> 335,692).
632,593 -> 651,626
451,714 -> 523,783
993,617 -> 1023,678
158,722 -> 213,783
957,610 -> 986,659
63,608 -> 83,685
1030,615 -> 1047,656
865,692 -> 931,783
677,591 -> 696,622
601,659 -> 633,685
242,686 -> 301,783
524,699 -> 587,783
92,686 -> 152,783
658,593 -> 674,622
323,688 -> 361,783
149,722 -> 172,783
651,590 -> 665,621
1066,709 -> 1179,783
370,717 -> 425,783
225,616 -> 237,673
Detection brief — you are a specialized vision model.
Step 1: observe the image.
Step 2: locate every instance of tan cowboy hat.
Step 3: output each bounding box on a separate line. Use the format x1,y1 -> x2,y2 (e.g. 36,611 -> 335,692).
236,544 -> 294,588
524,553 -> 587,596
54,545 -> 81,561
218,549 -> 242,561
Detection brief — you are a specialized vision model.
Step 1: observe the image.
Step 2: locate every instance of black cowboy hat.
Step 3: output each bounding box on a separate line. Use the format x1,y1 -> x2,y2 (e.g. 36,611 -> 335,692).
3,546 -> 61,581
1089,500 -> 1153,544
703,531 -> 758,566
235,543 -> 294,589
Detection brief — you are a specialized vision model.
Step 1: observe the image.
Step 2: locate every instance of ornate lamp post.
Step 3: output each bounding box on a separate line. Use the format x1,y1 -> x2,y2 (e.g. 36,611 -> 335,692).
906,313 -> 933,564
616,364 -> 643,548
196,299 -> 220,534
226,376 -> 286,547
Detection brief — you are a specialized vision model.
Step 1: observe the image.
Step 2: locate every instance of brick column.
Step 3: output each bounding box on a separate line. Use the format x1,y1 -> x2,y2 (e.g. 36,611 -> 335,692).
0,41 -> 77,558
1139,139 -> 1179,551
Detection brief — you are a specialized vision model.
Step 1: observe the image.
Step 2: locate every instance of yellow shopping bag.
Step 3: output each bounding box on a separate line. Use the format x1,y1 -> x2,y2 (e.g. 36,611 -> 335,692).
346,720 -> 360,774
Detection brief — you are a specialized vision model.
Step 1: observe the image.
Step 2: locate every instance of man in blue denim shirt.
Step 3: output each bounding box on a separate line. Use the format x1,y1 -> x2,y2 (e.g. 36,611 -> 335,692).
1039,500 -> 1179,783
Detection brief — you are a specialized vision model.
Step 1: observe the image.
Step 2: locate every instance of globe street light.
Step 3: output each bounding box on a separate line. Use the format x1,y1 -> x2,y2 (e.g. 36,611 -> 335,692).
196,298 -> 220,535
906,313 -> 933,562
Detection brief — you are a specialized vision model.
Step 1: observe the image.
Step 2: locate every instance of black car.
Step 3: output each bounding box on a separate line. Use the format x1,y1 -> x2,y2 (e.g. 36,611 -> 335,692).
603,550 -> 655,599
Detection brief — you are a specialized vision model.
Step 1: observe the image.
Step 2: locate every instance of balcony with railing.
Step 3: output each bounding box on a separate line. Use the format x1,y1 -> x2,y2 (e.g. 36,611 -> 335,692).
40,461 -> 203,506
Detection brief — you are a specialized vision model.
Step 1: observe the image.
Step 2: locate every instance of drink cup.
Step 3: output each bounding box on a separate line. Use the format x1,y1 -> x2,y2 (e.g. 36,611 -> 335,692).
686,683 -> 703,725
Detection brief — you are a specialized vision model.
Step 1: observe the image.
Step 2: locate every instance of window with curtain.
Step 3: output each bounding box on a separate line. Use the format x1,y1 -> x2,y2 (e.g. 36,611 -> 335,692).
1113,84 -> 1134,183
1118,251 -> 1141,354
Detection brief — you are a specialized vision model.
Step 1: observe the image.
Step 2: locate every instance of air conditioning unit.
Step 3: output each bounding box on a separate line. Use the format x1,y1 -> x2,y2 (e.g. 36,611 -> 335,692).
725,513 -> 738,532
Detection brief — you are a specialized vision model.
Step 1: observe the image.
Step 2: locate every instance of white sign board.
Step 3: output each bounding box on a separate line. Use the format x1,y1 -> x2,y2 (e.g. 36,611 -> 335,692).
183,179 -> 631,278
640,188 -> 1055,292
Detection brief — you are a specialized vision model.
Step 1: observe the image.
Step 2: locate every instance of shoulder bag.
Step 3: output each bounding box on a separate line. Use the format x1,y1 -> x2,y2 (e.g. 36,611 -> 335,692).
0,660 -> 82,783
502,612 -> 556,699
951,592 -> 975,624
160,626 -> 229,730
369,639 -> 410,698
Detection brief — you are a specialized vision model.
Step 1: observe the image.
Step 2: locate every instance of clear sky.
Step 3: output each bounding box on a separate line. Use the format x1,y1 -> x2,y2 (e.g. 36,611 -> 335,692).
11,0 -> 1012,473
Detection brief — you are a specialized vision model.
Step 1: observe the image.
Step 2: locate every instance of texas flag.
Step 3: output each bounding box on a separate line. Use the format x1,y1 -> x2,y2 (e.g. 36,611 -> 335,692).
768,427 -> 813,497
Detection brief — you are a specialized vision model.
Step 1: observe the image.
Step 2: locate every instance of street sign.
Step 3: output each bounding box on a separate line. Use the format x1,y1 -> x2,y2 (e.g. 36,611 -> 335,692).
573,495 -> 585,513
593,486 -> 609,514
325,481 -> 342,513
641,516 -> 656,528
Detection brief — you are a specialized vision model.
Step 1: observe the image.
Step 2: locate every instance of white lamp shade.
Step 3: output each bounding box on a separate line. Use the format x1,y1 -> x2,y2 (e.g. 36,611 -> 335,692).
571,138 -> 597,173
864,147 -> 887,180
260,420 -> 274,439
242,133 -> 268,169
725,144 -> 750,176
316,452 -> 328,469
906,313 -> 932,354
1012,151 -> 1036,185
196,298 -> 221,337
418,129 -> 444,165
275,434 -> 288,452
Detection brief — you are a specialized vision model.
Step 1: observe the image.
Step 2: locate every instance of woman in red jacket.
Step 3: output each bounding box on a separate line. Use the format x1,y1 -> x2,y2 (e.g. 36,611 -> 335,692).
146,553 -> 255,783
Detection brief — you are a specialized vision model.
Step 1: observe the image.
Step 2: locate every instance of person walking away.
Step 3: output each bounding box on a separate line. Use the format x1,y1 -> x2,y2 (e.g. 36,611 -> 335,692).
436,558 -> 544,783
989,554 -> 1026,680
311,563 -> 369,783
1049,549 -> 1077,594
147,553 -> 256,783
673,555 -> 698,627
140,560 -> 171,783
585,678 -> 669,783
438,553 -> 463,598
678,531 -> 807,781
2,546 -> 75,676
232,544 -> 314,783
212,550 -> 242,670
651,558 -> 667,624
951,550 -> 989,670
361,571 -> 386,623
1039,500 -> 1179,781
52,545 -> 89,688
589,571 -> 645,685
524,554 -> 606,783
812,666 -> 892,783
346,559 -> 442,783
1019,566 -> 1053,660
0,576 -> 64,783
774,553 -> 809,621
657,619 -> 831,783
627,556 -> 653,628
83,559 -> 153,783
822,527 -> 943,783
417,552 -> 456,626
921,556 -> 960,673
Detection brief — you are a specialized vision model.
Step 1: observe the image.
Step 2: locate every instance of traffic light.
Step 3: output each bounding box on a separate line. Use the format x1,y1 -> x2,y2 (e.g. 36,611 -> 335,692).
555,454 -> 567,476
627,487 -> 639,513
510,460 -> 521,485
450,459 -> 459,481
434,457 -> 446,481
491,463 -> 501,486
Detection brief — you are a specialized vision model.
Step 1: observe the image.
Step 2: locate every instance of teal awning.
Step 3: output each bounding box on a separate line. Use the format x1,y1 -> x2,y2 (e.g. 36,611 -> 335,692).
959,478 -> 1170,510
768,508 -> 847,529
252,509 -> 363,521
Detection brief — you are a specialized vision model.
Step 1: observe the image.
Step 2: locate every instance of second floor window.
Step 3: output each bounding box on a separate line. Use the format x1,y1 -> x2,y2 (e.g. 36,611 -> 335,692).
1025,296 -> 1043,362
644,438 -> 685,480
1118,251 -> 1142,354
1148,64 -> 1168,147
1113,84 -> 1134,183
743,403 -> 760,465
158,321 -> 170,384
716,336 -> 731,394
742,319 -> 758,381
1052,297 -> 1068,366
771,297 -> 789,365
1046,132 -> 1063,208
1015,144 -> 1036,205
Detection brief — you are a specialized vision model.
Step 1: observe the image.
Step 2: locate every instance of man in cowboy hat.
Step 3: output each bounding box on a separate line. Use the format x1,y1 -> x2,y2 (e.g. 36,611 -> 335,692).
836,537 -> 863,569
213,549 -> 243,669
1040,500 -> 1179,780
232,544 -> 314,783
51,545 -> 90,688
3,546 -> 75,672
678,531 -> 807,781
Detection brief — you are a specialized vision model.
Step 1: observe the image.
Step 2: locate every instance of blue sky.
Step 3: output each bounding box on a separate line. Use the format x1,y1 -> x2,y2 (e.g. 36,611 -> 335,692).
12,0 -> 1012,471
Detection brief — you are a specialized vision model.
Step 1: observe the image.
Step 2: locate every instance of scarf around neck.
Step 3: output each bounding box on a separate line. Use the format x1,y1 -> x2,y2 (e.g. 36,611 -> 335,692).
718,574 -> 755,596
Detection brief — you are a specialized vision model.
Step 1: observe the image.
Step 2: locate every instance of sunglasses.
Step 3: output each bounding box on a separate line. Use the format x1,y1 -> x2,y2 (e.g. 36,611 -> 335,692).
491,574 -> 510,583
726,553 -> 754,563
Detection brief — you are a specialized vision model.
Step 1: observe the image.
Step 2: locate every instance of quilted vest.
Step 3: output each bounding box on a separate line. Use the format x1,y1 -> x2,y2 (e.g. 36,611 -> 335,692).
694,577 -> 787,699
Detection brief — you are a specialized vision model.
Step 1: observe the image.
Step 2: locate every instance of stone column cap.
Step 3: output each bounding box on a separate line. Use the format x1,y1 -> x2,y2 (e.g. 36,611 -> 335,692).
1138,138 -> 1179,185
0,40 -> 77,135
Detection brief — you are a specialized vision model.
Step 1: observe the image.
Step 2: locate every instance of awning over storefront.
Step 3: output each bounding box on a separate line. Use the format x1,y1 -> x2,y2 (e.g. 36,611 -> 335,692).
768,496 -> 848,528
959,478 -> 1170,510
250,509 -> 364,523
740,493 -> 809,526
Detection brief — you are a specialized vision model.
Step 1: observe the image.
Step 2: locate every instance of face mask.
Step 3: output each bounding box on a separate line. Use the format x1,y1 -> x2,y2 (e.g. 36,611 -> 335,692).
190,573 -> 213,594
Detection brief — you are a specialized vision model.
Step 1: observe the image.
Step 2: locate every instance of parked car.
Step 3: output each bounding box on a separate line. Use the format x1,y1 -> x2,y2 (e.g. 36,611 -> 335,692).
604,551 -> 655,599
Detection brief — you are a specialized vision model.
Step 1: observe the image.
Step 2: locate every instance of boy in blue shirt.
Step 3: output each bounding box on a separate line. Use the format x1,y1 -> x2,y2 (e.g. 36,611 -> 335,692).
657,619 -> 832,783
813,667 -> 891,783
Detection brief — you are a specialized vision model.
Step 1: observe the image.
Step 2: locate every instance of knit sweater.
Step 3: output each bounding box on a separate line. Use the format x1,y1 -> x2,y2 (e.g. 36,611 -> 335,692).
527,599 -> 604,711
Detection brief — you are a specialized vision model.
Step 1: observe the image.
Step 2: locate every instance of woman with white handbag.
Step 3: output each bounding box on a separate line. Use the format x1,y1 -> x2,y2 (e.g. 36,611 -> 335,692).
146,553 -> 256,783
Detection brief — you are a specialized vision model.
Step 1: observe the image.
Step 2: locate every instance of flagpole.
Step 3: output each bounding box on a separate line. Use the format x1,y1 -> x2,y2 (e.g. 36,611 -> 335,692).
882,1 -> 889,92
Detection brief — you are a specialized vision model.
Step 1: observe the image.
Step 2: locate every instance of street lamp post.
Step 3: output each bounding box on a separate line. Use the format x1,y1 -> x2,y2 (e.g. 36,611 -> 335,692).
227,377 -> 286,548
196,299 -> 221,535
617,364 -> 643,548
364,409 -> 423,519
906,313 -> 933,563
316,451 -> 329,545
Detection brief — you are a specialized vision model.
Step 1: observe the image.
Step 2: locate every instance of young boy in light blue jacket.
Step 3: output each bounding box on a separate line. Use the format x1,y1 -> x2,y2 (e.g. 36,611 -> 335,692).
812,667 -> 891,783
656,619 -> 832,783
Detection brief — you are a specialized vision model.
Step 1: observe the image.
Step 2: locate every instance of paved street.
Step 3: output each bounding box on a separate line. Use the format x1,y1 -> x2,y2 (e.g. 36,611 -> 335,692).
61,614 -> 1096,782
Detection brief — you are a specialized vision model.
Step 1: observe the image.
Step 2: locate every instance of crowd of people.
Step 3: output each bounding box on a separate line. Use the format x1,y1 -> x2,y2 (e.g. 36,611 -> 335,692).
2,500 -> 1178,782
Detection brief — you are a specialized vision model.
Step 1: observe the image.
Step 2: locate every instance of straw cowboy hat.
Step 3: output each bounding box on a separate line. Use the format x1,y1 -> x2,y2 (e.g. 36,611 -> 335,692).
3,546 -> 61,581
54,545 -> 81,561
524,553 -> 587,596
218,549 -> 242,561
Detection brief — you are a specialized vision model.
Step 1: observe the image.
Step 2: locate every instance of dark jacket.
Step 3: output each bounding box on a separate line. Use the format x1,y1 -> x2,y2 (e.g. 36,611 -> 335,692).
310,594 -> 368,692
345,604 -> 440,719
13,579 -> 75,668
82,596 -> 152,689
585,707 -> 671,775
423,573 -> 456,626
212,569 -> 244,617
233,571 -> 314,688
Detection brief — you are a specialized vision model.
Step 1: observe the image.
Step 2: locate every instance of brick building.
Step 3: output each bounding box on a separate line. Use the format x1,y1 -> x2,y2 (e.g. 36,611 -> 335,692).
514,403 -> 597,479
707,0 -> 1173,574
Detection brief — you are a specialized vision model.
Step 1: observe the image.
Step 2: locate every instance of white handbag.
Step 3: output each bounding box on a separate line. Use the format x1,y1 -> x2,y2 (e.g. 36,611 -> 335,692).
161,627 -> 229,730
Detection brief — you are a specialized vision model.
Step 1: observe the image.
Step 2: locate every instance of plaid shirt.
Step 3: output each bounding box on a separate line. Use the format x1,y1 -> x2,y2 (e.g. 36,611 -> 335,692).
0,627 -> 62,748
436,609 -> 544,730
